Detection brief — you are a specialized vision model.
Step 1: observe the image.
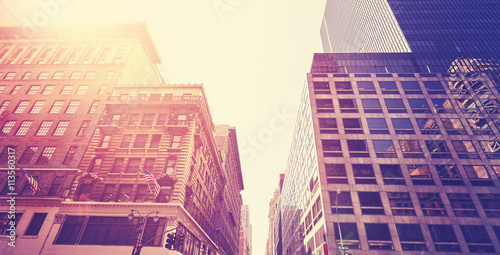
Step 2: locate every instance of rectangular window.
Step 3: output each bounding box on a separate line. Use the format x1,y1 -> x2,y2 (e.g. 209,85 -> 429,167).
149,94 -> 161,101
126,158 -> 141,173
82,47 -> 96,64
322,140 -> 342,157
63,146 -> 78,164
19,146 -> 38,165
133,135 -> 148,148
316,99 -> 334,113
435,165 -> 463,186
15,120 -> 33,136
26,85 -> 40,95
135,185 -> 149,202
361,99 -> 382,113
65,101 -> 80,113
88,100 -> 99,113
141,114 -> 154,125
10,85 -> 21,94
456,98 -> 479,113
165,158 -> 176,175
52,121 -> 70,136
97,85 -> 107,95
54,216 -> 85,244
426,140 -> 451,158
21,72 -> 32,79
365,224 -> 393,250
41,85 -> 55,95
480,140 -> 500,159
171,135 -> 182,148
428,225 -> 461,252
36,121 -> 52,136
1,213 -> 23,235
408,99 -> 431,113
318,118 -> 338,134
150,135 -> 161,148
116,185 -> 133,202
333,223 -> 360,250
423,81 -> 445,94
385,99 -> 406,113
0,85 -> 5,94
84,71 -> 96,79
391,118 -> 414,134
466,118 -> 493,135
89,158 -> 103,173
452,140 -> 479,159
379,81 -> 398,94
447,193 -> 478,217
97,47 -> 111,64
343,118 -> 363,134
66,48 -> 81,64
399,140 -> 424,158
0,100 -> 9,114
447,80 -> 468,94
14,100 -> 30,113
373,140 -> 396,158
47,176 -> 64,196
101,184 -> 116,202
112,158 -> 124,173
352,164 -> 375,184
37,72 -> 49,79
29,101 -> 45,114
416,118 -> 439,134
460,225 -> 495,253
60,85 -> 73,94
4,72 -> 17,80
388,192 -> 415,216
358,192 -> 384,215
477,194 -> 500,218
396,224 -> 426,251
325,164 -> 347,184
36,146 -> 56,164
120,135 -> 132,148
329,191 -> 353,214
313,82 -> 330,94
401,81 -> 422,94
408,165 -> 434,185
335,81 -> 353,94
1,120 -> 16,135
52,71 -> 64,79
357,81 -> 376,94
36,48 -> 52,64
367,118 -> 389,134
464,166 -> 492,186
76,120 -> 90,136
156,114 -> 168,126
105,71 -> 114,79
417,193 -> 447,216
76,85 -> 88,95
24,213 -> 47,236
98,135 -> 111,148
380,165 -> 405,185
69,71 -> 81,79
339,99 -> 358,113
432,99 -> 455,113
22,49 -> 37,64
441,118 -> 466,135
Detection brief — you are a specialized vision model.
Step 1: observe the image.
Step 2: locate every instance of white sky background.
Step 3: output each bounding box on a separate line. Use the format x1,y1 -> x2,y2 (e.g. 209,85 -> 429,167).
20,0 -> 327,253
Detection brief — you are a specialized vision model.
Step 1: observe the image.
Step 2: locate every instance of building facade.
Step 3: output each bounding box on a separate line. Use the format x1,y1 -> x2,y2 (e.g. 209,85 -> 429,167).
266,189 -> 279,255
238,205 -> 251,255
279,52 -> 500,254
0,24 -> 243,255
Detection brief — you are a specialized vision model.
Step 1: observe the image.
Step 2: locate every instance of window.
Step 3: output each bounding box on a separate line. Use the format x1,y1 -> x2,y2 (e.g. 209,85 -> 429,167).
426,140 -> 451,158
77,120 -> 90,136
316,99 -> 334,113
21,72 -> 32,79
10,85 -> 21,94
357,81 -> 376,94
432,99 -> 455,113
14,100 -> 30,113
329,191 -> 353,214
76,85 -> 88,95
117,185 -> 133,202
41,85 -> 55,95
365,224 -> 393,250
352,164 -> 375,184
98,135 -> 111,148
126,158 -> 141,173
88,100 -> 99,113
347,140 -> 368,157
418,193 -> 447,216
15,120 -> 32,136
25,100 -> 44,114
26,85 -> 40,95
0,100 -> 9,115
401,81 -> 422,94
111,158 -> 124,173
466,118 -> 493,135
24,213 -> 47,236
447,80 -> 468,94
4,72 -> 17,80
52,121 -> 70,136
133,135 -> 148,148
36,146 -> 56,164
145,158 -> 155,170
171,135 -> 182,148
388,192 -> 415,215
1,121 -> 16,135
428,225 -> 461,252
22,48 -> 37,64
63,146 -> 78,164
464,166 -> 492,185
325,164 -> 347,184
385,99 -> 406,113
391,118 -> 414,134
358,192 -> 384,215
380,165 -> 405,185
322,140 -> 342,157
89,158 -> 103,173
97,85 -> 108,95
456,98 -> 479,113
0,85 -> 4,94
48,176 -> 64,196
399,140 -> 423,158
408,165 -> 434,185
435,165 -> 463,185
135,185 -> 149,202
416,118 -> 439,134
1,213 -> 22,235
361,99 -> 382,113
165,158 -> 176,175
54,216 -> 85,244
442,118 -> 466,135
120,135 -> 132,148
335,81 -> 353,94
150,135 -> 161,148
477,194 -> 500,218
69,71 -> 81,79
339,99 -> 358,113
373,140 -> 396,158
141,114 -> 154,125
470,80 -> 492,95
35,121 -> 52,136
156,114 -> 168,126
65,101 -> 80,113
423,81 -> 445,94
52,71 -> 64,79
396,224 -> 426,251
452,140 -> 479,159
36,48 -> 52,64
37,72 -> 49,79
447,193 -> 478,217
333,223 -> 360,250
129,114 -> 140,125
313,81 -> 330,94
101,184 -> 116,202
60,85 -> 73,95
480,140 -> 500,159
343,118 -> 363,134
366,118 -> 389,134
461,225 -> 495,253
19,146 -> 38,165
379,81 -> 398,94
408,99 -> 431,113
84,71 -> 96,79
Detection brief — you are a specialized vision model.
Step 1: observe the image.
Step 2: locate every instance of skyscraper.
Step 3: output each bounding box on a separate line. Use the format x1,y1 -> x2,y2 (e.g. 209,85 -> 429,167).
279,1 -> 500,254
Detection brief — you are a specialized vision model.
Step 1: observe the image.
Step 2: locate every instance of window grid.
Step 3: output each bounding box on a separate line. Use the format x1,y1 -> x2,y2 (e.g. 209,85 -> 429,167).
52,71 -> 64,79
15,120 -> 33,136
0,101 -> 10,114
36,146 -> 56,165
14,101 -> 30,113
65,101 -> 80,114
88,100 -> 99,113
41,85 -> 55,95
60,85 -> 73,95
36,121 -> 53,136
26,85 -> 40,95
52,121 -> 70,136
49,101 -> 64,113
2,121 -> 16,135
29,101 -> 45,114
76,85 -> 88,95
10,85 -> 21,95
37,72 -> 49,79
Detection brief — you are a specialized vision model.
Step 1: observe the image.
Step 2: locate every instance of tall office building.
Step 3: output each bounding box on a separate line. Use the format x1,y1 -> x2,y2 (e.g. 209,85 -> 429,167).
321,0 -> 500,77
0,24 -> 244,255
266,189 -> 279,255
239,205 -> 252,255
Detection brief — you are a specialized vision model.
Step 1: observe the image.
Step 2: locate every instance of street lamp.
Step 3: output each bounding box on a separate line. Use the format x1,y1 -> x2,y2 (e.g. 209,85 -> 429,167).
335,189 -> 350,255
128,209 -> 159,255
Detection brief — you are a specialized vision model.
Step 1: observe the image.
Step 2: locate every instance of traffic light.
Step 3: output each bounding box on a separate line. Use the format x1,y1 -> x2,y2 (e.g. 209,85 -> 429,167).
176,233 -> 185,248
165,233 -> 177,250
344,252 -> 352,255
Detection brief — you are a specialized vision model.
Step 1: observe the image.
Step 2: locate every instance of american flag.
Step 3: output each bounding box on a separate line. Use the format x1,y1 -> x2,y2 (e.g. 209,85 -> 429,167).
18,165 -> 38,195
139,165 -> 161,199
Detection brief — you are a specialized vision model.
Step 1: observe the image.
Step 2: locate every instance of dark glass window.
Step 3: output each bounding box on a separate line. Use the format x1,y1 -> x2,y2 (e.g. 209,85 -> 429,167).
316,99 -> 334,113
461,225 -> 496,253
428,225 -> 460,252
120,135 -> 132,148
116,185 -> 133,202
343,118 -> 363,134
426,140 -> 451,158
466,118 -> 493,135
112,158 -> 124,173
48,176 -> 64,196
329,191 -> 353,214
379,165 -> 405,185
373,140 -> 396,158
399,140 -> 424,158
396,224 -> 425,242
365,224 -> 393,250
452,140 -> 479,159
367,118 -> 389,134
477,194 -> 500,218
417,193 -> 447,216
325,164 -> 347,184
24,213 -> 47,236
339,99 -> 358,113
335,81 -> 353,94
435,165 -> 463,186
391,118 -> 414,134
313,82 -> 330,94
456,98 -> 479,113
408,165 -> 434,185
408,99 -> 430,113
133,135 -> 148,148
388,192 -> 415,216
447,193 -> 478,217
441,118 -> 466,135
384,99 -> 406,113
401,81 -> 422,94
432,99 -> 455,113
423,81 -> 445,94
54,216 -> 84,244
334,223 -> 360,250
379,81 -> 398,94
357,81 -> 376,94
318,118 -> 338,134
416,118 -> 439,134
322,140 -> 342,157
358,192 -> 384,215
361,99 -> 382,113
347,140 -> 369,157
352,164 -> 376,184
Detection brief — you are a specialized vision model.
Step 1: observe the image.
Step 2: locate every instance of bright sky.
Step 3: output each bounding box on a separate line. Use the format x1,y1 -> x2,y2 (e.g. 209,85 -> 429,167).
27,0 -> 327,253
